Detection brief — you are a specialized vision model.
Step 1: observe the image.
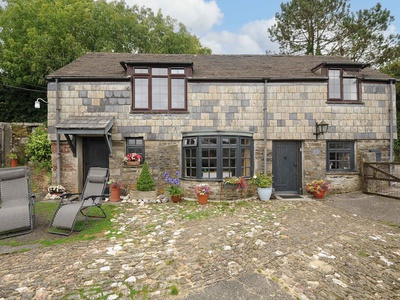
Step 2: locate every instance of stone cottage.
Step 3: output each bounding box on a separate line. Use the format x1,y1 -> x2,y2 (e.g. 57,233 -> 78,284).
45,53 -> 397,199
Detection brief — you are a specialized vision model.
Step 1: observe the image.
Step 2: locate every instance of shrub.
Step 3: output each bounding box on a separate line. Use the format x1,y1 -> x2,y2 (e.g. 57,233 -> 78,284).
25,124 -> 52,171
136,161 -> 155,191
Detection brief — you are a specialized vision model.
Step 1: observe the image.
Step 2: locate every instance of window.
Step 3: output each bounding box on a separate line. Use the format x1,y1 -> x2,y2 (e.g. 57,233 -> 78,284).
182,132 -> 253,180
131,67 -> 187,112
126,137 -> 145,162
327,141 -> 354,171
328,69 -> 359,101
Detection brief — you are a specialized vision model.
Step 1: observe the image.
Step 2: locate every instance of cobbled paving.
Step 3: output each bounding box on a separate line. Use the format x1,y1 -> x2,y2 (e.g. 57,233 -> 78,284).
0,198 -> 399,299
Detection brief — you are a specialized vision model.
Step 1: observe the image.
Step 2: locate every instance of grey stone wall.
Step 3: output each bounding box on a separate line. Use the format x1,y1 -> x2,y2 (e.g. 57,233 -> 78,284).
47,80 -> 396,195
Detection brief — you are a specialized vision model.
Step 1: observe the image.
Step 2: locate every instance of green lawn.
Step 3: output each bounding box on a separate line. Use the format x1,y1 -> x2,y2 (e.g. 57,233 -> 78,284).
0,201 -> 120,248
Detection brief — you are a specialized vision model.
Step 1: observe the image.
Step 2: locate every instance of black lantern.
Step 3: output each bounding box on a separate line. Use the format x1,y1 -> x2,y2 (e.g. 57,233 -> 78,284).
314,121 -> 329,140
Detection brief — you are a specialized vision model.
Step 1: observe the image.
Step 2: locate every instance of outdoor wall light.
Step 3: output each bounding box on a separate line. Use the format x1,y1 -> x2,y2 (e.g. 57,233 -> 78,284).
34,98 -> 48,109
314,120 -> 329,140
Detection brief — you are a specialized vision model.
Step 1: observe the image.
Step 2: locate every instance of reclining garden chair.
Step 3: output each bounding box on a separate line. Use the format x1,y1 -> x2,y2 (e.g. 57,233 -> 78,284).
0,167 -> 36,239
49,167 -> 109,235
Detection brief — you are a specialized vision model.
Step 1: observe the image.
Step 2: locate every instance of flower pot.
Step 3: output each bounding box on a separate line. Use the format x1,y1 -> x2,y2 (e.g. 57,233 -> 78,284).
197,194 -> 209,205
257,187 -> 272,201
127,161 -> 140,166
313,190 -> 325,199
10,159 -> 18,168
110,186 -> 121,202
171,195 -> 181,203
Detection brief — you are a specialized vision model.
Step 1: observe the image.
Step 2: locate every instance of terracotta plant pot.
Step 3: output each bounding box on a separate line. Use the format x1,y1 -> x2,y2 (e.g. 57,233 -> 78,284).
313,190 -> 326,199
110,186 -> 121,202
127,161 -> 140,166
197,194 -> 209,205
10,159 -> 18,168
171,195 -> 181,203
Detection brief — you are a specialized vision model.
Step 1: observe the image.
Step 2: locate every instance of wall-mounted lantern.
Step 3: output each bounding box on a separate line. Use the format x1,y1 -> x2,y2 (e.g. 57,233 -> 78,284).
314,121 -> 329,140
34,98 -> 48,109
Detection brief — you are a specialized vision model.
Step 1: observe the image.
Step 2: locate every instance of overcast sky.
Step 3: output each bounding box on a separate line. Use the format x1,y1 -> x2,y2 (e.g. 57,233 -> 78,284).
126,0 -> 400,54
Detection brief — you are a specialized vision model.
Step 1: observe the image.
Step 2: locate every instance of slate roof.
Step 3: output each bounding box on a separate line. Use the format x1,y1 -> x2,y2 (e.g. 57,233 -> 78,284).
47,52 -> 393,82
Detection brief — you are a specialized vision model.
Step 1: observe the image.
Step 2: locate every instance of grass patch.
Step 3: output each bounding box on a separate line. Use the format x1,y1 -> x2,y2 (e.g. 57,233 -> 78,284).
170,285 -> 179,295
358,250 -> 369,257
0,202 -> 119,248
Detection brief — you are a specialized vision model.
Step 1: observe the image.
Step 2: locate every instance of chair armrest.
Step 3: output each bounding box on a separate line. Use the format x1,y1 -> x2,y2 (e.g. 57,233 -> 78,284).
83,194 -> 109,201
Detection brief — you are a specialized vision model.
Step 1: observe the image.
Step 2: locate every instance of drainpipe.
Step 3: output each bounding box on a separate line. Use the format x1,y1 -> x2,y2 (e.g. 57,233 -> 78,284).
55,78 -> 61,185
263,79 -> 268,173
389,80 -> 395,178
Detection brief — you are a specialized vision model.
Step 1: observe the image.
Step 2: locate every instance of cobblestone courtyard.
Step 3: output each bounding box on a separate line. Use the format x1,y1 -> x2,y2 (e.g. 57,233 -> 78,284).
0,193 -> 399,299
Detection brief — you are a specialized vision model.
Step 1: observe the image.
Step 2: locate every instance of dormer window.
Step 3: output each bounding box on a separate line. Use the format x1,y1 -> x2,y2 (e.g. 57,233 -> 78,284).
328,69 -> 359,101
127,65 -> 191,113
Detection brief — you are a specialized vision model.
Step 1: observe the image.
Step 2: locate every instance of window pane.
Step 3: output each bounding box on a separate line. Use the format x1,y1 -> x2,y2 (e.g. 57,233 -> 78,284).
328,141 -> 353,171
134,78 -> 148,108
171,78 -> 185,109
171,68 -> 185,74
343,78 -> 357,100
222,148 -> 236,177
126,138 -> 145,161
241,148 -> 251,177
202,148 -> 217,178
152,78 -> 168,110
201,138 -> 217,145
329,70 -> 341,99
184,148 -> 197,177
152,68 -> 168,76
134,68 -> 148,74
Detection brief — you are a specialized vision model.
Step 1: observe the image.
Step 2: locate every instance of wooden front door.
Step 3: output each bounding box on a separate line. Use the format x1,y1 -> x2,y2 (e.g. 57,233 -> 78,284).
272,141 -> 302,194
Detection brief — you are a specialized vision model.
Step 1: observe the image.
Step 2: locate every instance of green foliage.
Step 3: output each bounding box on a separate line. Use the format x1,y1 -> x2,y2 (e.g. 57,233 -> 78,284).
170,285 -> 179,295
250,172 -> 273,188
0,0 -> 211,87
0,0 -> 210,122
0,202 -> 119,248
24,124 -> 52,171
136,161 -> 155,191
268,0 -> 399,67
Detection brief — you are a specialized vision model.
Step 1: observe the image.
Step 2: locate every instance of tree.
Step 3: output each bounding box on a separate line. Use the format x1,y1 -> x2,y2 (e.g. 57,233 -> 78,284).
136,161 -> 155,191
268,0 -> 399,67
0,0 -> 211,122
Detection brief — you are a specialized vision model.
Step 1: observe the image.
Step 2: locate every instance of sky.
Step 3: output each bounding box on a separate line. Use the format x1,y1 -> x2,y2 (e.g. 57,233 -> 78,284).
126,0 -> 400,54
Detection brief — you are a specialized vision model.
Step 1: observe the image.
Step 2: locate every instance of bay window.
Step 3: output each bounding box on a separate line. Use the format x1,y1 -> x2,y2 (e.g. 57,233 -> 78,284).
182,132 -> 253,180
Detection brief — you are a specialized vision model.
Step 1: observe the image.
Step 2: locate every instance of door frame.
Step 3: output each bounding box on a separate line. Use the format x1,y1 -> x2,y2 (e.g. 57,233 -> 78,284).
272,140 -> 302,194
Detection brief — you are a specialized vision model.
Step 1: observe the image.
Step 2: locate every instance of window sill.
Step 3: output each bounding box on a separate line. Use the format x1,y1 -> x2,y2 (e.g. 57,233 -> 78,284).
130,110 -> 189,114
327,170 -> 359,175
327,100 -> 364,105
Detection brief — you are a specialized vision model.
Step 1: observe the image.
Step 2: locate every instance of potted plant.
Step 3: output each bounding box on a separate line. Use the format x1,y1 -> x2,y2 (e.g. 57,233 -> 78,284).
306,179 -> 331,199
7,152 -> 18,167
194,183 -> 211,204
124,153 -> 143,166
164,171 -> 183,203
137,161 -> 155,191
250,172 -> 273,201
108,179 -> 123,202
223,176 -> 247,189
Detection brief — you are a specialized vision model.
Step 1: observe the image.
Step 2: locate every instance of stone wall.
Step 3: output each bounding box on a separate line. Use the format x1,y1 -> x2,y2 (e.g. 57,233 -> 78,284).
47,80 -> 395,195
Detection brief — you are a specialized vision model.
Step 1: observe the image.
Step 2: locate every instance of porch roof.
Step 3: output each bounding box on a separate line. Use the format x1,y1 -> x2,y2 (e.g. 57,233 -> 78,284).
56,116 -> 114,135
56,116 -> 114,156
